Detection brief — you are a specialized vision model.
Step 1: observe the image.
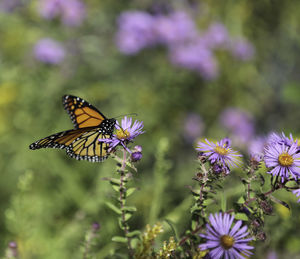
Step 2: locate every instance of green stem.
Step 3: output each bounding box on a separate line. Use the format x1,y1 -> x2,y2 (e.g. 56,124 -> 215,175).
83,230 -> 94,259
119,149 -> 134,257
197,163 -> 209,219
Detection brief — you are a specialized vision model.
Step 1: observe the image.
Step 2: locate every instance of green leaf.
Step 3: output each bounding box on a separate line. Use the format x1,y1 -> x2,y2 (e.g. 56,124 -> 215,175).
234,213 -> 248,221
121,206 -> 137,212
270,195 -> 290,210
221,194 -> 227,212
237,196 -> 246,204
191,220 -> 197,230
190,190 -> 200,197
164,219 -> 178,242
112,236 -> 128,243
118,218 -> 125,230
124,213 -> 132,221
203,199 -> 213,206
126,230 -> 141,238
112,185 -> 120,192
126,187 -> 137,197
105,177 -> 121,185
190,205 -> 201,214
105,202 -> 122,214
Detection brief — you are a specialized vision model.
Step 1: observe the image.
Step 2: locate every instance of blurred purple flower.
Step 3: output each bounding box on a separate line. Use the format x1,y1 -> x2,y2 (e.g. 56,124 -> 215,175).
169,41 -> 218,80
199,213 -> 254,258
0,0 -> 20,12
230,38 -> 255,61
292,189 -> 300,203
39,0 -> 85,26
34,38 -> 65,64
183,113 -> 204,142
116,11 -> 157,55
220,108 -> 255,144
248,136 -> 266,156
267,251 -> 278,259
92,222 -> 101,231
154,11 -> 197,45
202,22 -> 229,49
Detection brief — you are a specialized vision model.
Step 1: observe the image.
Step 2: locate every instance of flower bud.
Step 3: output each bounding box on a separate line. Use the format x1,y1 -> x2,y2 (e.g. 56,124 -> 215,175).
133,145 -> 142,152
212,163 -> 223,174
9,242 -> 17,249
92,222 -> 101,232
131,151 -> 142,162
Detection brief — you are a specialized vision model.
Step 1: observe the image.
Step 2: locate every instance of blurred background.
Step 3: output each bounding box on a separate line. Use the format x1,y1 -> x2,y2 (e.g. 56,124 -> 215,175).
1,0 -> 300,258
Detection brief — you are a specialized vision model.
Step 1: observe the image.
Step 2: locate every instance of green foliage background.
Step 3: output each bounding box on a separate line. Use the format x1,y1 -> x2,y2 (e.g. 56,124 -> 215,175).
1,0 -> 300,258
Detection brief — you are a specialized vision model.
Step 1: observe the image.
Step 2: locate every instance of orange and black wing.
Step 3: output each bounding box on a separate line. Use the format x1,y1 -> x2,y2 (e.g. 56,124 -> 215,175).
67,129 -> 111,162
29,127 -> 111,162
63,95 -> 107,129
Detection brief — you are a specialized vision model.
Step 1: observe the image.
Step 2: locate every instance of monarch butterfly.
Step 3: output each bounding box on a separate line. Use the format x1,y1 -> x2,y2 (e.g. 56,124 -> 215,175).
29,95 -> 116,162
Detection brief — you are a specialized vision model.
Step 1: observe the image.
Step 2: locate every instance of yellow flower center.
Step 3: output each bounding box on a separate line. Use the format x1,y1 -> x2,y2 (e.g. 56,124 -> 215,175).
116,129 -> 130,140
220,235 -> 235,249
215,146 -> 229,156
278,152 -> 294,167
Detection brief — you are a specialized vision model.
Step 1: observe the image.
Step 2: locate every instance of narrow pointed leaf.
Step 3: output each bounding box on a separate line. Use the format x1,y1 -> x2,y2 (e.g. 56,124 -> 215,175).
126,230 -> 142,238
234,213 -> 248,221
270,195 -> 290,210
121,206 -> 137,212
105,202 -> 122,214
164,219 -> 179,242
126,187 -> 137,197
124,213 -> 133,221
112,236 -> 127,243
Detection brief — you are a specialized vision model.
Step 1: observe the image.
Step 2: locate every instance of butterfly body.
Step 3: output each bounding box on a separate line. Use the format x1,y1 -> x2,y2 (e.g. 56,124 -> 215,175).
29,95 -> 116,162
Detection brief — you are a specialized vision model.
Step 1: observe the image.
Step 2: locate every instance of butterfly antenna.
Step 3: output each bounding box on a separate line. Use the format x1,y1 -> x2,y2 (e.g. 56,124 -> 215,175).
114,113 -> 138,119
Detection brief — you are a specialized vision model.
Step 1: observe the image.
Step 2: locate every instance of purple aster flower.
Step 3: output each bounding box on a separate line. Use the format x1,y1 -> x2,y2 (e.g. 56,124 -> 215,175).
196,138 -> 242,169
154,11 -> 197,46
183,113 -> 204,142
220,108 -> 255,144
39,0 -> 85,27
199,213 -> 254,259
39,0 -> 61,19
202,22 -> 230,49
230,38 -> 255,61
99,116 -> 144,153
248,136 -> 266,157
267,251 -> 278,259
292,189 -> 300,203
116,11 -> 157,55
169,41 -> 218,80
264,142 -> 300,182
267,132 -> 297,148
0,0 -> 20,12
33,38 -> 65,64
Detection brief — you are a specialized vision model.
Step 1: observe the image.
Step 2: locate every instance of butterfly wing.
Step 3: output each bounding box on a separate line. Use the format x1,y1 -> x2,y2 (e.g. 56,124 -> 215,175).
63,95 -> 107,129
67,129 -> 112,162
29,127 -> 112,162
29,128 -> 93,150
